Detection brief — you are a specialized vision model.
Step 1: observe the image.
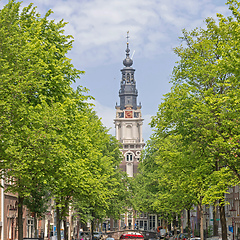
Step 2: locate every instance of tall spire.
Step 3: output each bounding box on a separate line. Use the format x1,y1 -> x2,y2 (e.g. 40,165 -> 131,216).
123,31 -> 133,67
119,32 -> 138,110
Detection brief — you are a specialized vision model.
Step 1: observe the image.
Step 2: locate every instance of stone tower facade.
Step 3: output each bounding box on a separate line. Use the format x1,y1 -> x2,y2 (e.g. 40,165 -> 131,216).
114,37 -> 145,177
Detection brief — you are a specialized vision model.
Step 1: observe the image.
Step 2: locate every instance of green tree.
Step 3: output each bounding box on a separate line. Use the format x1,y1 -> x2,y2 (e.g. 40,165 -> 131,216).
0,2 -> 129,240
70,111 -> 129,239
152,2 -> 240,240
0,1 -> 85,239
133,134 -> 201,236
49,101 -> 124,240
135,1 -> 240,240
23,183 -> 50,238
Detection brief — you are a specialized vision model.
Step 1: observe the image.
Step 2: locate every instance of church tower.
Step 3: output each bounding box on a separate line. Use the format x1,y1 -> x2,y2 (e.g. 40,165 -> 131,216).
114,34 -> 145,177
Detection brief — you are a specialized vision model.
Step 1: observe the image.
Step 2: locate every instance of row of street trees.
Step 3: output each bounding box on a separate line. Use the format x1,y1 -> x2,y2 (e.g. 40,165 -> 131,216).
0,1 -> 129,240
132,1 -> 240,240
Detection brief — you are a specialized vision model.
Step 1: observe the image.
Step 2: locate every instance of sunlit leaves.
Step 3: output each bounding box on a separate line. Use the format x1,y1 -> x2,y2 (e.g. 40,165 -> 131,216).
132,0 -> 240,221
0,1 -> 127,235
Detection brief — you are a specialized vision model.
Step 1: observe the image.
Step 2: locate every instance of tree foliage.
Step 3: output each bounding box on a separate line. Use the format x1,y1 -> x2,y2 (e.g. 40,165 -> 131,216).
0,1 -> 127,240
133,1 -> 240,239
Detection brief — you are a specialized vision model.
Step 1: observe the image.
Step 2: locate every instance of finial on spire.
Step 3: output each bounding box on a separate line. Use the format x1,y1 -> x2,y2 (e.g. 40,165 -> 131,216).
126,31 -> 130,54
123,31 -> 133,67
126,31 -> 130,44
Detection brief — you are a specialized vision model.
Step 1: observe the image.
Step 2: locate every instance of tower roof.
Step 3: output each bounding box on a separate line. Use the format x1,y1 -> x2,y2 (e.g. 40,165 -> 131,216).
117,32 -> 140,110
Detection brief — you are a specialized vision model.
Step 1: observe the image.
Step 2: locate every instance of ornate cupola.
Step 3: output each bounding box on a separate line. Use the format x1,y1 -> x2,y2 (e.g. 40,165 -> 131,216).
114,32 -> 145,178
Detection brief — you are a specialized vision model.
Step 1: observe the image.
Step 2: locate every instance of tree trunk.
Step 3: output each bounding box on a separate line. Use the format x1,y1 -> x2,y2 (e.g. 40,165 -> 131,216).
180,214 -> 183,234
173,213 -> 178,235
34,212 -> 38,238
63,217 -> 68,240
70,212 -> 73,240
219,198 -> 227,240
56,205 -> 61,240
76,220 -> 80,240
187,209 -> 191,239
91,220 -> 94,240
163,219 -> 166,231
198,202 -> 204,240
213,161 -> 219,237
18,196 -> 24,240
213,201 -> 218,236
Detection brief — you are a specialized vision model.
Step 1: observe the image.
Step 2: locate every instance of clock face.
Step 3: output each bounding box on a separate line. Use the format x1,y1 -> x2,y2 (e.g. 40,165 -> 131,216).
125,111 -> 133,118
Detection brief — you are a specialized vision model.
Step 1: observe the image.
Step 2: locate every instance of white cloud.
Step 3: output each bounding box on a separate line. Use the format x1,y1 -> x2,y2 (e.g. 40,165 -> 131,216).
0,0 -> 229,68
50,0 -> 229,68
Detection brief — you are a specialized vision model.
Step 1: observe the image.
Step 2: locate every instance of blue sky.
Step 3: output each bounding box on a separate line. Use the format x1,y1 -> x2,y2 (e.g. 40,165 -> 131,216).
0,0 -> 230,141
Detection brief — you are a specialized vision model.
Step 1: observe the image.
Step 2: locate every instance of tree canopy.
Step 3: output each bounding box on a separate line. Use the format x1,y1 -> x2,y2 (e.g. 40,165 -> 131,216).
0,1 -> 127,240
132,1 -> 240,239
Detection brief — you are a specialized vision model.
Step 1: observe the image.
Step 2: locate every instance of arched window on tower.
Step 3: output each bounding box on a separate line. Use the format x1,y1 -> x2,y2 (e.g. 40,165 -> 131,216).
127,73 -> 130,83
126,153 -> 133,162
